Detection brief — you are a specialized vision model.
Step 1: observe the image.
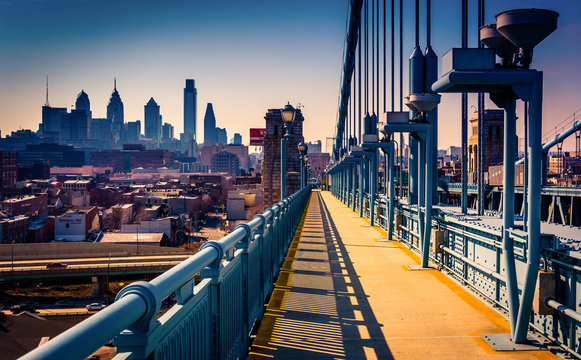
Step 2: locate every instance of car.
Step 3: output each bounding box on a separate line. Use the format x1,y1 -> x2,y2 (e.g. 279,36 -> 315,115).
46,262 -> 67,269
17,302 -> 39,312
54,300 -> 75,308
86,303 -> 106,311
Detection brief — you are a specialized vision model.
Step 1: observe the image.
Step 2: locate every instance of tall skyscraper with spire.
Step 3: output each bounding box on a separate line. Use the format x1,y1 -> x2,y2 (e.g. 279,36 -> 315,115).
184,79 -> 197,140
107,78 -> 125,144
203,103 -> 216,145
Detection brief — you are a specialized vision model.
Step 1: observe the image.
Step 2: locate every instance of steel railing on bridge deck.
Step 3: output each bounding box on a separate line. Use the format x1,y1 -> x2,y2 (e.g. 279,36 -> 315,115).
20,186 -> 312,360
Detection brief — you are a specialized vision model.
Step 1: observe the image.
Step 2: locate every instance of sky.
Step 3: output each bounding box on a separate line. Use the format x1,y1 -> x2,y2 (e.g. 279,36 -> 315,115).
0,0 -> 579,150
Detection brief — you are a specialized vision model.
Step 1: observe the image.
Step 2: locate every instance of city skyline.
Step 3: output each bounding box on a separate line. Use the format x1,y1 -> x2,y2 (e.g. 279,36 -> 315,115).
0,0 -> 580,149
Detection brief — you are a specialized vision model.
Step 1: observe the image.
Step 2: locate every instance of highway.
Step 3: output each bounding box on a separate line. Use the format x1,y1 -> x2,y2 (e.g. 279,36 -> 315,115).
0,254 -> 191,268
0,254 -> 193,280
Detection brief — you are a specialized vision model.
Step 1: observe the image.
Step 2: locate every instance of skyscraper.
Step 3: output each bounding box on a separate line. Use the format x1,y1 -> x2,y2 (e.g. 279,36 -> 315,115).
216,127 -> 227,145
184,79 -> 197,139
107,79 -> 125,144
203,103 -> 217,144
162,122 -> 174,140
144,97 -> 161,144
75,90 -> 91,117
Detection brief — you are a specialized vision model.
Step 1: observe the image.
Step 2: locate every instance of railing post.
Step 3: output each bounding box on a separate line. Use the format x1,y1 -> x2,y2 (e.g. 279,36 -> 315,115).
253,214 -> 267,320
234,223 -> 252,360
199,241 -> 226,360
264,208 -> 276,288
111,282 -> 162,359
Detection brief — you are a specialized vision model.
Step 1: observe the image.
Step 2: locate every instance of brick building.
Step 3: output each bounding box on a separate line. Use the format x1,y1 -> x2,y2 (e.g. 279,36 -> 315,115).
0,151 -> 17,188
91,145 -> 174,172
307,152 -> 331,181
54,206 -> 99,241
211,151 -> 240,175
468,110 -> 511,177
28,217 -> 55,243
0,215 -> 29,244
1,194 -> 48,217
261,108 -> 304,207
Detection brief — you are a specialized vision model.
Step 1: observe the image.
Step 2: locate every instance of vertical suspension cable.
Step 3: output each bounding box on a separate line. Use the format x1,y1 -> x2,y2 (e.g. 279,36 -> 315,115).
376,0 -> 380,115
358,17 -> 362,142
477,0 -> 485,215
399,0 -> 403,112
461,0 -> 468,213
399,0 -> 404,197
390,0 -> 394,112
372,0 -> 375,114
383,0 -> 386,113
365,0 -> 369,114
426,0 -> 431,47
415,0 -> 419,47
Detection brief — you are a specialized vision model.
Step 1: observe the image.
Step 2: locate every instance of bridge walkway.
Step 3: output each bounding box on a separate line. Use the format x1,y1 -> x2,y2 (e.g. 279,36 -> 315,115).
249,190 -> 557,359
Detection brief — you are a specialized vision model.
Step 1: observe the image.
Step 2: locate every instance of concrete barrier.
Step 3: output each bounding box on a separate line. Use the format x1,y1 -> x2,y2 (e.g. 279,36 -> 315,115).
0,242 -> 189,261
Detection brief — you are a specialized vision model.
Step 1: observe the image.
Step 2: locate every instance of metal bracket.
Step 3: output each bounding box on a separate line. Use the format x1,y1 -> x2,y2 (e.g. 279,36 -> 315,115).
481,333 -> 550,351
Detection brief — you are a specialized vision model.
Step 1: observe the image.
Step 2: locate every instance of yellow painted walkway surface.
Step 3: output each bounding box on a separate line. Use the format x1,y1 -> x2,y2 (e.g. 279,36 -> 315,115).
249,190 -> 558,359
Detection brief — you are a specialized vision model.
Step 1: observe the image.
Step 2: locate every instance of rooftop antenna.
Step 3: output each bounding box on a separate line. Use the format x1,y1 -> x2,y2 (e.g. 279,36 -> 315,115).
45,75 -> 49,106
114,77 -> 117,91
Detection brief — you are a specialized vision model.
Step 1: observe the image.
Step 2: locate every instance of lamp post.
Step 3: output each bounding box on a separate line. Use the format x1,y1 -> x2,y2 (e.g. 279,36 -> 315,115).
298,142 -> 308,188
304,157 -> 310,187
280,103 -> 296,199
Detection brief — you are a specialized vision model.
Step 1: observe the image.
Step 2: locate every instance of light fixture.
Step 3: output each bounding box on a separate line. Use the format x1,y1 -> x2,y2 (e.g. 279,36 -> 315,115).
281,102 -> 296,124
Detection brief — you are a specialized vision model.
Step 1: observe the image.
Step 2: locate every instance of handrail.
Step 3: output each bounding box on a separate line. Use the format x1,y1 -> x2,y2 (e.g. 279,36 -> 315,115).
20,186 -> 312,360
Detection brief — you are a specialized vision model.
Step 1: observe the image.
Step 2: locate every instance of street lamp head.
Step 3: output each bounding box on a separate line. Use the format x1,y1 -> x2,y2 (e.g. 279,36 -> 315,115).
298,142 -> 307,153
281,102 -> 296,124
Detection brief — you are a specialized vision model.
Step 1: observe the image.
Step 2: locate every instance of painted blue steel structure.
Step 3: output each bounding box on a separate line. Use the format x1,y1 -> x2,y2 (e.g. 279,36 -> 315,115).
21,187 -> 311,360
333,0 -> 364,161
325,0 -> 581,355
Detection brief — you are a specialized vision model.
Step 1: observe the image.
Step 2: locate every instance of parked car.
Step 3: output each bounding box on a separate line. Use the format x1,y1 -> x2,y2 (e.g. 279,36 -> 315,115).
46,262 -> 67,269
86,303 -> 106,311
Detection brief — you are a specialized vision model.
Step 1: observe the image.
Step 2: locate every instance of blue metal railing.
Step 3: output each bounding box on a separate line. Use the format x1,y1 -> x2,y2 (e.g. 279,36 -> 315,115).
21,186 -> 312,360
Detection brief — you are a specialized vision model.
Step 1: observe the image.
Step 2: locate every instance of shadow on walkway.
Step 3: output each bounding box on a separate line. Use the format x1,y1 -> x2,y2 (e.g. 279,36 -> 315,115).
249,191 -> 392,359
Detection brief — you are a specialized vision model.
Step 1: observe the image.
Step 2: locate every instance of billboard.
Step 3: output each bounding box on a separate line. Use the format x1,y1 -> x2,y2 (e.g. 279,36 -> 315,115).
250,128 -> 266,145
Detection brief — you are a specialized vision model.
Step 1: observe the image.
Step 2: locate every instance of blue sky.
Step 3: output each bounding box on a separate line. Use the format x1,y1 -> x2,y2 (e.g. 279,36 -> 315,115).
0,0 -> 579,150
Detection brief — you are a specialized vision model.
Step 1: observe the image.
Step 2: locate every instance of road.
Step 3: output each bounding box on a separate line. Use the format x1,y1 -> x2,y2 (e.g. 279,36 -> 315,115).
0,254 -> 191,268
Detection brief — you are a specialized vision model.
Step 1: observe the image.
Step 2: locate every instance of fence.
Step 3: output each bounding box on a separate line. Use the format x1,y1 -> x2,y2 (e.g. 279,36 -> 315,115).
21,186 -> 311,360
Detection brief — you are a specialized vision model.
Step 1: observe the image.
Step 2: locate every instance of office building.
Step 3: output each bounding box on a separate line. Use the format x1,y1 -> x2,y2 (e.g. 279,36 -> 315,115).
18,143 -> 84,167
162,122 -> 174,140
216,127 -> 227,145
75,90 -> 91,117
41,105 -> 67,141
184,79 -> 197,139
126,121 -> 141,143
231,133 -> 242,145
107,79 -> 125,143
306,140 -> 322,154
144,97 -> 161,144
211,151 -> 240,175
204,103 -> 216,144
